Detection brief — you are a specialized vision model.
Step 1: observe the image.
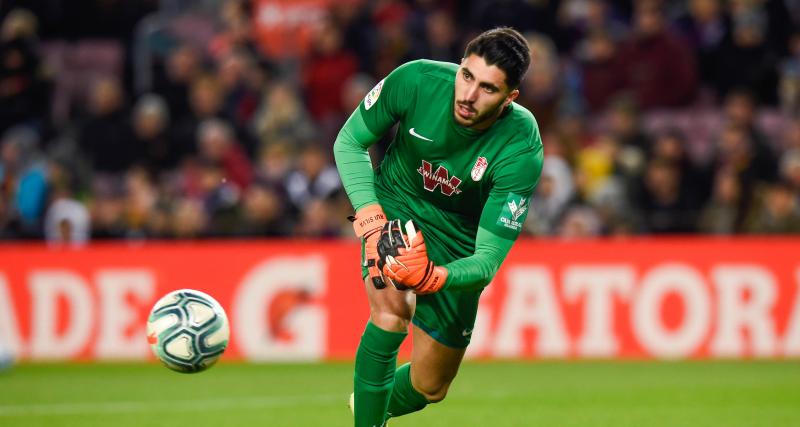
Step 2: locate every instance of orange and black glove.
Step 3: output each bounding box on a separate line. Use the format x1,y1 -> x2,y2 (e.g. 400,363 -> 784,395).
349,204 -> 388,289
379,220 -> 448,294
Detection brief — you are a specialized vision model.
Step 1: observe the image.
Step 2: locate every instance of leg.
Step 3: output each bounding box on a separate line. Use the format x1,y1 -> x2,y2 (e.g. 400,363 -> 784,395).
364,276 -> 415,332
386,324 -> 466,418
353,278 -> 415,427
409,324 -> 466,402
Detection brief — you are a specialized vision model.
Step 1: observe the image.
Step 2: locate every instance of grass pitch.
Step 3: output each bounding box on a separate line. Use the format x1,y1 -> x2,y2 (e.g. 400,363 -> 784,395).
0,360 -> 798,426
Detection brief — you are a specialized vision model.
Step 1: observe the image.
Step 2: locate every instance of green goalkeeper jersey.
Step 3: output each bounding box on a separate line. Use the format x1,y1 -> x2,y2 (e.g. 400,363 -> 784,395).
334,59 -> 543,293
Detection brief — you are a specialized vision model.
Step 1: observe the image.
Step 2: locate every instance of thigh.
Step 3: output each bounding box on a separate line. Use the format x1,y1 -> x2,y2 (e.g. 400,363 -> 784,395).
410,324 -> 467,393
364,277 -> 416,331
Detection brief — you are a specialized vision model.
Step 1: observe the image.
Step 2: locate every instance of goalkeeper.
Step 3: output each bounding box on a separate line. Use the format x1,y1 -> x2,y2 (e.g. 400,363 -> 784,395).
333,27 -> 543,427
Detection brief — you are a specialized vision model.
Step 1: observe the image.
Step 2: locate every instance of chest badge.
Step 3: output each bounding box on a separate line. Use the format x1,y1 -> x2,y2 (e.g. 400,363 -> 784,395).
471,156 -> 488,181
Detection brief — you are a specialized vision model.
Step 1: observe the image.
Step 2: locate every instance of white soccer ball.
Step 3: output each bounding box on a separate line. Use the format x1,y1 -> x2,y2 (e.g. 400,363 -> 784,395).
146,289 -> 230,373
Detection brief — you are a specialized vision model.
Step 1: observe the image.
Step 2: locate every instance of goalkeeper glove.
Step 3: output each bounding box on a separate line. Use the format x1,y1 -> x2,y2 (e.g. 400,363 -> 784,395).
349,204 -> 388,289
380,219 -> 448,294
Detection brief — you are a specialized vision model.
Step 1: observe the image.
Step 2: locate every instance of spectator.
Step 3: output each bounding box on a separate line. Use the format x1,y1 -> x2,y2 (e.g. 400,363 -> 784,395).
197,119 -> 253,191
674,0 -> 728,89
217,50 -> 261,134
209,0 -> 260,60
285,144 -> 342,211
527,156 -> 576,235
745,180 -> 800,233
0,126 -> 48,236
294,198 -> 342,238
171,198 -> 207,238
649,128 -> 712,210
252,81 -> 316,148
721,89 -> 778,182
698,168 -> 746,234
557,205 -> 602,238
78,76 -> 136,175
616,0 -> 698,110
420,9 -> 460,62
157,45 -> 201,120
714,7 -> 780,103
173,74 -> 229,160
238,181 -> 292,236
577,30 -> 624,112
255,141 -> 294,192
44,195 -> 90,246
517,34 -> 561,133
302,16 -> 358,124
633,159 -> 697,233
0,8 -> 50,134
779,32 -> 800,113
130,94 -> 176,176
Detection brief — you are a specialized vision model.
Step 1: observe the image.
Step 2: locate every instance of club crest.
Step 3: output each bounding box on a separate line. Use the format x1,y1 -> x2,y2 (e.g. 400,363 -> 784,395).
471,156 -> 488,181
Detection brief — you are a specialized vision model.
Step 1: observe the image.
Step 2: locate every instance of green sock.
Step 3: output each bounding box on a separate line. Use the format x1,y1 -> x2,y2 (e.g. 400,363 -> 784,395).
386,363 -> 429,418
354,322 -> 407,427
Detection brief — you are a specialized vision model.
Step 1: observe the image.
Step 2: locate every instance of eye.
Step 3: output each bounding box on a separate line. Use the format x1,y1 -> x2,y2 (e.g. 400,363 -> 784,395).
463,70 -> 473,81
484,86 -> 497,94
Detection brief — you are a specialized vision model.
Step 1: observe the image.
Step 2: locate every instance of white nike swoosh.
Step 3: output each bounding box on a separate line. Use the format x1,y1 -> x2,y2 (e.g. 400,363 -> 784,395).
409,128 -> 433,142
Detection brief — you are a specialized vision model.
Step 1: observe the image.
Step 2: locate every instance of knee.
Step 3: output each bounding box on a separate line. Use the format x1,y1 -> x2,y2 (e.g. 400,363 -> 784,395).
414,380 -> 452,403
370,310 -> 411,332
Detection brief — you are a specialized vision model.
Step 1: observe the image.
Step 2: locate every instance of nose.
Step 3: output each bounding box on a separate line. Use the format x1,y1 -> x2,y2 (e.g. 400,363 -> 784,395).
464,83 -> 479,103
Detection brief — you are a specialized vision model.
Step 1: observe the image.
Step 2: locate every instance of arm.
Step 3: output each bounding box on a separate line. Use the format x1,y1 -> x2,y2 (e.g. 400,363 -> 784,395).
332,108 -> 382,211
333,61 -> 421,288
442,144 -> 543,291
383,139 -> 544,293
333,61 -> 421,211
440,226 -> 515,291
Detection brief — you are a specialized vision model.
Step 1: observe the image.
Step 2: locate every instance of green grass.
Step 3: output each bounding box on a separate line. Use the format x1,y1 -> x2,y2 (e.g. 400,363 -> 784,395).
0,361 -> 798,426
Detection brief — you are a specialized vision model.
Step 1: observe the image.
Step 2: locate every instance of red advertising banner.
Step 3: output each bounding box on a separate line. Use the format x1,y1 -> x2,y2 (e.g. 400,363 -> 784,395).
0,238 -> 799,361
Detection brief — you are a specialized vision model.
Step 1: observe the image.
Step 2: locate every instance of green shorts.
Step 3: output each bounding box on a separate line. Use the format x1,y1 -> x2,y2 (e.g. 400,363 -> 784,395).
360,217 -> 482,349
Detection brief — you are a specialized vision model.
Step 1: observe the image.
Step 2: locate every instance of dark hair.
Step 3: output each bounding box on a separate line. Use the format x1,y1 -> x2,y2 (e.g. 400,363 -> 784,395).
464,27 -> 531,89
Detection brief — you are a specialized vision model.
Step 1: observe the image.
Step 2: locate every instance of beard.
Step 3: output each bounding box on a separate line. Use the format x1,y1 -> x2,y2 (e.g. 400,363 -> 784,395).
453,98 -> 506,129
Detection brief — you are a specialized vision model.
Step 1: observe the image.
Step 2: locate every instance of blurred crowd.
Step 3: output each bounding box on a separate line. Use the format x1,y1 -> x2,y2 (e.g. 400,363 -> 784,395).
1,0 -> 800,244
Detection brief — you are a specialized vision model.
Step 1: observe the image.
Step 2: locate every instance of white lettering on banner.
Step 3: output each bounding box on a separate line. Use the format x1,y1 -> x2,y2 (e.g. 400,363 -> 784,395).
29,271 -> 93,359
710,265 -> 777,357
95,270 -> 154,359
233,256 -> 326,361
782,270 -> 800,356
0,275 -> 23,356
632,264 -> 710,358
564,266 -> 634,357
494,266 -> 568,357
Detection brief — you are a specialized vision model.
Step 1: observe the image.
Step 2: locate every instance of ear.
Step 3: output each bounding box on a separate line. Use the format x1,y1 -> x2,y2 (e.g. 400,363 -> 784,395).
504,89 -> 520,107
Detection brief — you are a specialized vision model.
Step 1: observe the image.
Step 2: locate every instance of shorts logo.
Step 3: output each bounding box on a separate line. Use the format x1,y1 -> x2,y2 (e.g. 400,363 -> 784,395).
497,193 -> 529,231
471,156 -> 488,181
364,79 -> 385,110
418,160 -> 462,196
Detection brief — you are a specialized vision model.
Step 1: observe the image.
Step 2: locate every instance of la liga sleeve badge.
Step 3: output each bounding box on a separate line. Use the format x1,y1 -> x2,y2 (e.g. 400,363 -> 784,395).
364,79 -> 385,111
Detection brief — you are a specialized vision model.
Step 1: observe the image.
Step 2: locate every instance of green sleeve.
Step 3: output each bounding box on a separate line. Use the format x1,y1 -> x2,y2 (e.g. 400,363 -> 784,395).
333,108 -> 381,211
441,226 -> 515,291
442,134 -> 544,291
333,61 -> 421,211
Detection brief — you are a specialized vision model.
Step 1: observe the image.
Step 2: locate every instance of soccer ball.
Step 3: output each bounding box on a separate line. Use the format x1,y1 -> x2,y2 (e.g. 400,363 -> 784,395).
146,289 -> 230,373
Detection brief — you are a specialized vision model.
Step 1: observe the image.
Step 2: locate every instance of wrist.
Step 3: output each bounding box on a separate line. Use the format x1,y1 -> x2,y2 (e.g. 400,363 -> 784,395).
351,204 -> 386,238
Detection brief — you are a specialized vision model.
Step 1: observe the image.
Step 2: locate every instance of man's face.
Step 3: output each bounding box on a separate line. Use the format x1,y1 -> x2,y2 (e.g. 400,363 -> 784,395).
453,54 -> 519,130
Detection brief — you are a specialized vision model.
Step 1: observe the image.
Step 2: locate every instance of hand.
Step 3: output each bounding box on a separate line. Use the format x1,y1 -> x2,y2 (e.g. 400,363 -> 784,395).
349,204 -> 388,289
380,220 -> 448,294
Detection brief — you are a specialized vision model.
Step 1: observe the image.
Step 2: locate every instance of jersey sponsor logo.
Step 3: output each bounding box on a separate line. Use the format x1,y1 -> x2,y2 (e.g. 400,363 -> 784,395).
418,160 -> 462,196
471,156 -> 488,181
363,79 -> 384,110
409,127 -> 433,142
497,193 -> 529,231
